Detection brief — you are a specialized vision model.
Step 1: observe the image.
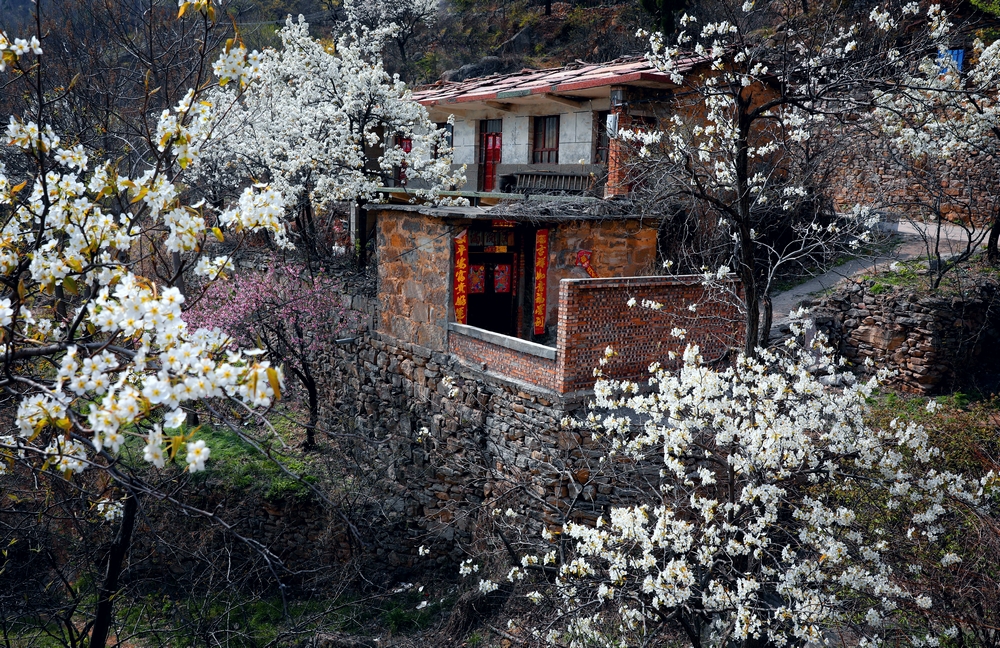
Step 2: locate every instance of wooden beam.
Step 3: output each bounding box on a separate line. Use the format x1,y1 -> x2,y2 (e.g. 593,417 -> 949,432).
484,101 -> 518,112
544,93 -> 586,109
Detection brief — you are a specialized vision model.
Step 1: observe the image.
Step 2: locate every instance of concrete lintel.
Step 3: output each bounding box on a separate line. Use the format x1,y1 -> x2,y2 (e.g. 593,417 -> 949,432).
448,323 -> 557,360
543,93 -> 586,109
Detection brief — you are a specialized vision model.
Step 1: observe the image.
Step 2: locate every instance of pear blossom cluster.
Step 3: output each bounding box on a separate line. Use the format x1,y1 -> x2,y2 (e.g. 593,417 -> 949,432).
193,15 -> 466,214
873,9 -> 1000,163
513,320 -> 990,647
0,15 -> 289,481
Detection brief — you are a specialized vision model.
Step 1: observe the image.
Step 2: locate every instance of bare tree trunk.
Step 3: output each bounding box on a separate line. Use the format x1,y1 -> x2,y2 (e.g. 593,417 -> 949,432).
89,493 -> 138,648
988,214 -> 1000,263
171,250 -> 186,297
758,294 -> 772,349
353,199 -> 368,268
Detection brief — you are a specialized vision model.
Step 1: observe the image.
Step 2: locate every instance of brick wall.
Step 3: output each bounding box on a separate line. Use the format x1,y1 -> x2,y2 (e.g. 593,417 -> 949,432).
556,275 -> 743,392
448,330 -> 560,392
448,275 -> 743,394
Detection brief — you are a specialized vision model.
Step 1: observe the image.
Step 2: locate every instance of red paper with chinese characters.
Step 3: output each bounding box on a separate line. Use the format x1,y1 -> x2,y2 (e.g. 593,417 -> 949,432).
533,230 -> 549,334
453,230 -> 469,324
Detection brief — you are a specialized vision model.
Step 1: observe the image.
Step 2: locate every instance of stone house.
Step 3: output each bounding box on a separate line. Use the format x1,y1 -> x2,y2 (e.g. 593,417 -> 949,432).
370,200 -> 741,395
411,56 -> 699,197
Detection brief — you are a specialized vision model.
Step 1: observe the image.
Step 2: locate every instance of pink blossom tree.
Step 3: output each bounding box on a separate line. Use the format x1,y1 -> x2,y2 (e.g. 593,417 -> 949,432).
186,264 -> 362,447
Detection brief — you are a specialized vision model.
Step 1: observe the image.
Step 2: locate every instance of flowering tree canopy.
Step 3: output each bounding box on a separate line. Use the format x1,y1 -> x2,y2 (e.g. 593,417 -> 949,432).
493,320 -> 992,647
186,264 -> 361,446
618,0 -> 960,352
872,21 -> 1000,274
195,15 -> 464,213
0,7 -> 287,481
344,0 -> 439,70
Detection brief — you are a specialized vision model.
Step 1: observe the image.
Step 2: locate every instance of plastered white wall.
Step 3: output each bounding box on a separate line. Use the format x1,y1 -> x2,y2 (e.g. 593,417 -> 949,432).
503,114 -> 531,164
452,119 -> 477,166
560,111 -> 594,164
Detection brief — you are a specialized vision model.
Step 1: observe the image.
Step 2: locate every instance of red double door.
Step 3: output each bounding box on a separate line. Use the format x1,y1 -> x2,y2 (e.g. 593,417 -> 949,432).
480,132 -> 502,192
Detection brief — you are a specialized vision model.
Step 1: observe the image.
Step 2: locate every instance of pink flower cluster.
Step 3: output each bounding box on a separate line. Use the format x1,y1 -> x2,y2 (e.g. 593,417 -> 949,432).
186,264 -> 360,357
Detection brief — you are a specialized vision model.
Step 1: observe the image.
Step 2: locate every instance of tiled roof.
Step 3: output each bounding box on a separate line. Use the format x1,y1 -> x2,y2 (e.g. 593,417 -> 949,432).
412,55 -> 700,106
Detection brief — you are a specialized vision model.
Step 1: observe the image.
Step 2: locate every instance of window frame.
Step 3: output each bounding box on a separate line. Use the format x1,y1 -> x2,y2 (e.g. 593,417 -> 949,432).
532,115 -> 560,164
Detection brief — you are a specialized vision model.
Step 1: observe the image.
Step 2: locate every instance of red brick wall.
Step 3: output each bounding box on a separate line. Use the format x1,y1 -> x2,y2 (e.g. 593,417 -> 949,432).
448,275 -> 743,394
448,331 -> 560,392
555,276 -> 743,393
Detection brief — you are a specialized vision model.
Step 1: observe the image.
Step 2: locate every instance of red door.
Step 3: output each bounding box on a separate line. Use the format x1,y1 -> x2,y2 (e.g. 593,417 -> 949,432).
481,132 -> 502,192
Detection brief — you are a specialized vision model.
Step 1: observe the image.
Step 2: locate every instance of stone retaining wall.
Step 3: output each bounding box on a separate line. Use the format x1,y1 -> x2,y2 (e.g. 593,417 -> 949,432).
315,303 -> 611,572
799,279 -> 1000,394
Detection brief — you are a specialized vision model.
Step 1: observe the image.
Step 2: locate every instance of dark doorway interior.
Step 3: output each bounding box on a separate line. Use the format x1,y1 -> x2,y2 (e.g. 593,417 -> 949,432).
467,226 -> 519,336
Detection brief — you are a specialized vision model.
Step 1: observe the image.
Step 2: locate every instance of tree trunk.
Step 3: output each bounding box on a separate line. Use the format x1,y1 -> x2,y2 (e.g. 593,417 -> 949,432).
353,200 -> 368,268
758,294 -> 772,349
303,361 -> 318,448
89,493 -> 138,648
988,214 -> 1000,263
171,250 -> 186,297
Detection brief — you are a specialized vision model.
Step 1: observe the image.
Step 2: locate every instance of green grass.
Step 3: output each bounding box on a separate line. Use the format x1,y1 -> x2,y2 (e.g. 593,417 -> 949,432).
189,425 -> 318,500
864,260 -> 925,294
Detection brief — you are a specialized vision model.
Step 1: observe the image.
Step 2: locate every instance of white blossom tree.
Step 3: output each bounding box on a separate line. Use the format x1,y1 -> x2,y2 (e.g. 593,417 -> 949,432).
616,0 -> 960,352
480,319 -> 992,648
194,15 -> 465,263
344,0 -> 439,74
0,4 -> 297,643
872,23 -> 1000,282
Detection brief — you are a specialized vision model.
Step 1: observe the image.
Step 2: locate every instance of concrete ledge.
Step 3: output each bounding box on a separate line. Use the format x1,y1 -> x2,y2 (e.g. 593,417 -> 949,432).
448,323 -> 557,360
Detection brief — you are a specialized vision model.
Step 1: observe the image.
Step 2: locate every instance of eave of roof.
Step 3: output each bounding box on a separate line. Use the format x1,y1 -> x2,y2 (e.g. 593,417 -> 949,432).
412,56 -> 701,107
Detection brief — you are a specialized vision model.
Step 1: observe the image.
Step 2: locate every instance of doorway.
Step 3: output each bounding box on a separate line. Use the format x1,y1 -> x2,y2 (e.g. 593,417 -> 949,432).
467,225 -> 519,336
479,119 -> 502,192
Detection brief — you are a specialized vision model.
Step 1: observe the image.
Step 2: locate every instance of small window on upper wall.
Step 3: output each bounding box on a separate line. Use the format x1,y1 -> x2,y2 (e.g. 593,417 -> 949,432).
532,115 -> 559,164
594,111 -> 610,165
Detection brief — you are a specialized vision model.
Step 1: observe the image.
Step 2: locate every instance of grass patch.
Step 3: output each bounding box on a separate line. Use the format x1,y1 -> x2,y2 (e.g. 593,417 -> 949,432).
190,425 -> 318,500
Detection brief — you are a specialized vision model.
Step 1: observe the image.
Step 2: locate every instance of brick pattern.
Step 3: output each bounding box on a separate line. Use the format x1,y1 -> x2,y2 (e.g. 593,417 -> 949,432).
448,331 -> 560,392
556,276 -> 743,392
448,275 -> 743,394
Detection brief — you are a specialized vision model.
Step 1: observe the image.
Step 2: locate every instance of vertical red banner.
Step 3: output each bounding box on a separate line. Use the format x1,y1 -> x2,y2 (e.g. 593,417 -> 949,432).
532,229 -> 550,335
454,230 -> 469,324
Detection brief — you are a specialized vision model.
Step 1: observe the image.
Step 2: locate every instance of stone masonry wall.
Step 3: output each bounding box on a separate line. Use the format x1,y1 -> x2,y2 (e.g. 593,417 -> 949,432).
315,318 -> 610,573
544,219 -> 658,329
819,122 -> 1000,224
800,279 -> 1000,394
374,208 -> 453,352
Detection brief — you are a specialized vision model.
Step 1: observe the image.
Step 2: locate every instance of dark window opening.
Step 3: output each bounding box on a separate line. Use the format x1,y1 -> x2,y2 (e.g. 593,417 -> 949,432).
433,122 -> 453,158
594,111 -> 610,165
532,115 -> 559,164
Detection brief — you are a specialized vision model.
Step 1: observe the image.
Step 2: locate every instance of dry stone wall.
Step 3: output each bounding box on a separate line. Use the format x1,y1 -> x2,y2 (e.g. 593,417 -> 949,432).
315,321 -> 609,574
797,279 -> 1000,393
